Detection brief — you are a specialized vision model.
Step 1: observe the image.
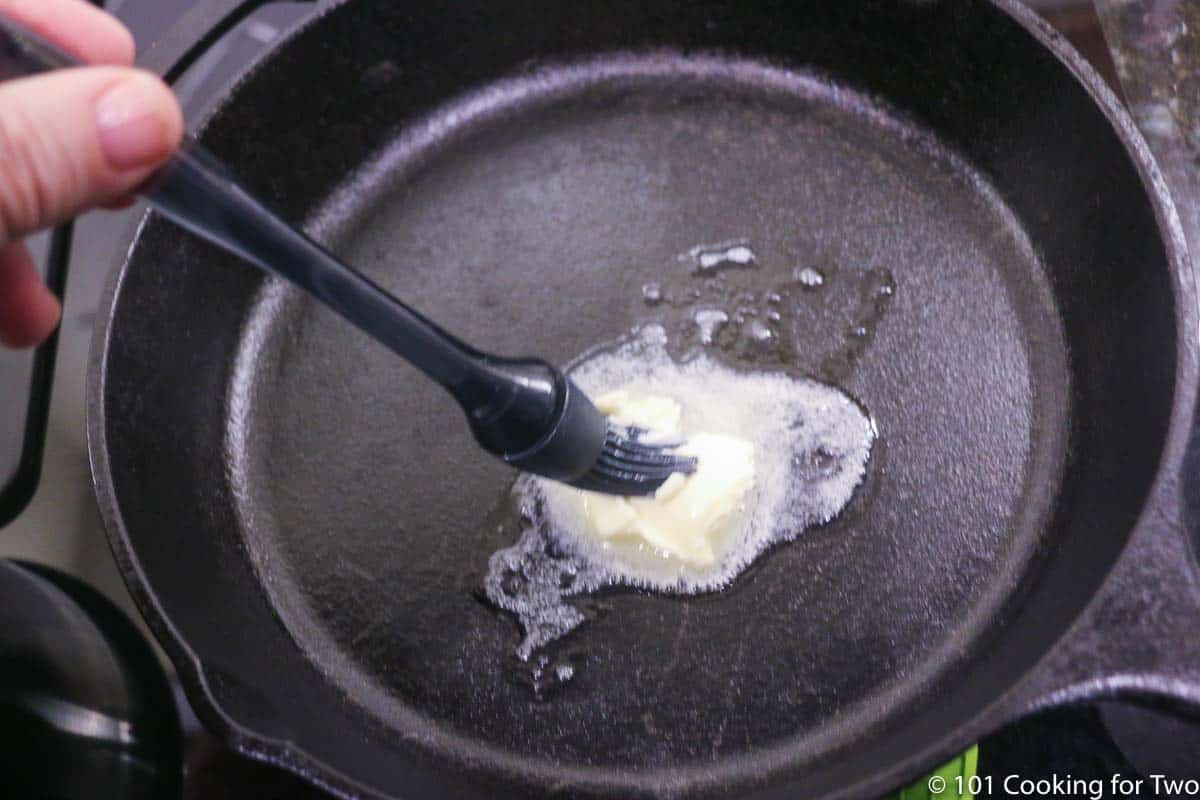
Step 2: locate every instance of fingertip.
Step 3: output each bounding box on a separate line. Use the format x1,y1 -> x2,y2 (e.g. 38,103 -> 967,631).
0,67 -> 182,238
95,70 -> 184,172
148,71 -> 186,153
98,19 -> 136,67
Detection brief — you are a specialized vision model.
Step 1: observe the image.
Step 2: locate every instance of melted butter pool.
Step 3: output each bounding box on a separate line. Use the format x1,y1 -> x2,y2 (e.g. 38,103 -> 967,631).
484,325 -> 875,663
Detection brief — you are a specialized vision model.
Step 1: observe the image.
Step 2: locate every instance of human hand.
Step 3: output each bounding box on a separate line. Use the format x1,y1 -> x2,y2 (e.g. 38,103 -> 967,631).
0,0 -> 182,347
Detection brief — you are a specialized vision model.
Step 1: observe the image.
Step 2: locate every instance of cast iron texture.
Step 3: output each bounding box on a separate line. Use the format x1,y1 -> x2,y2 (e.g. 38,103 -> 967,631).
88,0 -> 1200,798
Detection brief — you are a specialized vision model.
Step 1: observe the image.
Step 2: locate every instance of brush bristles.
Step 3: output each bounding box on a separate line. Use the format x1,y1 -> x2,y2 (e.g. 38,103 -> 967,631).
568,424 -> 697,496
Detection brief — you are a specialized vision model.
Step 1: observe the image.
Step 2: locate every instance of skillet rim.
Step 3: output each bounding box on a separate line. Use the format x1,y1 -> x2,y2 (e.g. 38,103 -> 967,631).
85,0 -> 1198,797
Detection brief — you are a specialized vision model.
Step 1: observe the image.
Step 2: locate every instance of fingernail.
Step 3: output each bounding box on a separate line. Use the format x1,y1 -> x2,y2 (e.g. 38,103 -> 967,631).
95,76 -> 172,171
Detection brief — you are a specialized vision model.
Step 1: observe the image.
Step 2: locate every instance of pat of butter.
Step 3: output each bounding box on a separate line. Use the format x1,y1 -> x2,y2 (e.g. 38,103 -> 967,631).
579,391 -> 756,567
594,390 -> 682,435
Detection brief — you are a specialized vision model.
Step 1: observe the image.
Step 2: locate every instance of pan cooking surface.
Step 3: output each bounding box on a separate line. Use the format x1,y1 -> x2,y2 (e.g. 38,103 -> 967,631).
226,59 -> 1068,769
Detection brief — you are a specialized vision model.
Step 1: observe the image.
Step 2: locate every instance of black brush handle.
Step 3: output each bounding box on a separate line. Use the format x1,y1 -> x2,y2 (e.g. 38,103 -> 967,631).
0,10 -> 576,463
0,12 -> 476,384
146,145 -> 481,389
153,146 -> 582,462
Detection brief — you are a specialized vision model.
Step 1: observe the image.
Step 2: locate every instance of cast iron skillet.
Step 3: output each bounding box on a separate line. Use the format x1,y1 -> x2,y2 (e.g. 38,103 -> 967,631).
88,0 -> 1200,797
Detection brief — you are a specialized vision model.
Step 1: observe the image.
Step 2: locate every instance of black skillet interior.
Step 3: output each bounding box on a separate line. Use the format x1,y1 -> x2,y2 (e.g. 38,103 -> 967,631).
91,1 -> 1183,798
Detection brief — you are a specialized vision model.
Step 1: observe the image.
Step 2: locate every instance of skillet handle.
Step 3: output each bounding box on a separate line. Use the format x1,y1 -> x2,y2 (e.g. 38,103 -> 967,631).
988,415 -> 1200,725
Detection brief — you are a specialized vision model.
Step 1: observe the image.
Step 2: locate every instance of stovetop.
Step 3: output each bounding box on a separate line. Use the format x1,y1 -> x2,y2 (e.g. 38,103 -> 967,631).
1,1 -> 1196,798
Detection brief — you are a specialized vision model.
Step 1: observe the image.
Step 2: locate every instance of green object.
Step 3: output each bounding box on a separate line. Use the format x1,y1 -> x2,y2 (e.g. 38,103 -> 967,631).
895,745 -> 980,800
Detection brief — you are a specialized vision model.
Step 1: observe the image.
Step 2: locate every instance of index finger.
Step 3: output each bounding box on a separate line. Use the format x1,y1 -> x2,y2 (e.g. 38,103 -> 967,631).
0,0 -> 135,66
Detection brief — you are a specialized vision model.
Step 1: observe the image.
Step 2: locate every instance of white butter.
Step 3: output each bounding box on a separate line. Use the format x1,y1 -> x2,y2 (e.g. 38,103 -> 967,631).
594,389 -> 682,434
578,391 -> 756,567
488,326 -> 877,656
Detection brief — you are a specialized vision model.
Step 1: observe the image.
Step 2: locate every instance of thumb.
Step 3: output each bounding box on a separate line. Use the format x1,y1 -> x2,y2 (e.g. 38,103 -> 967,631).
0,66 -> 182,244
